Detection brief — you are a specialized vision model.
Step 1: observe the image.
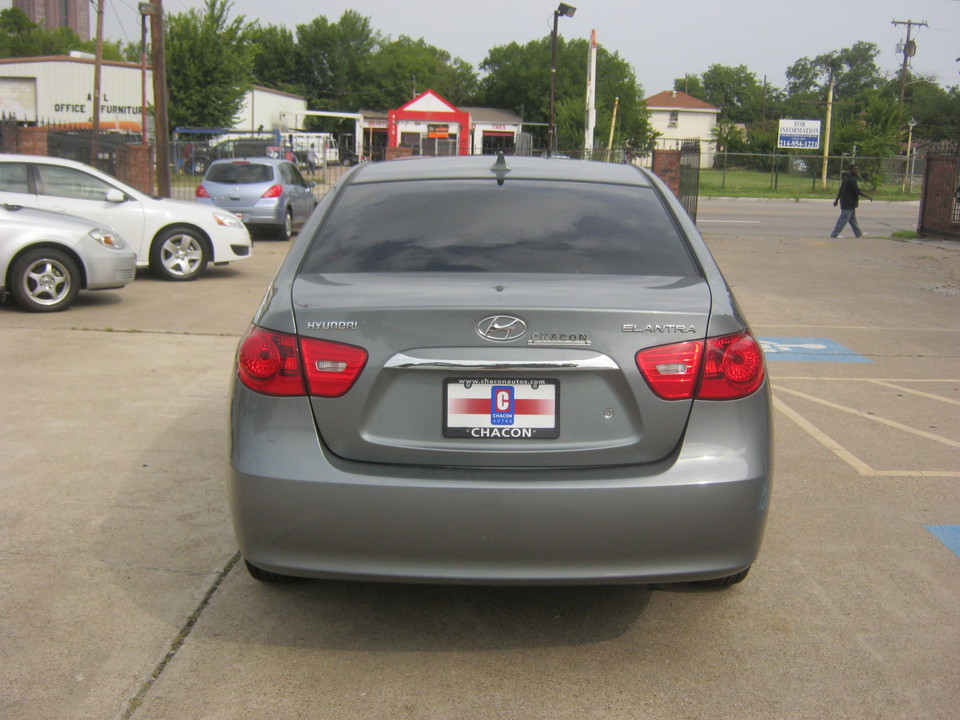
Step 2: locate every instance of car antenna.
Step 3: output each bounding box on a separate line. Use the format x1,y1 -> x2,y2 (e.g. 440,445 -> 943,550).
490,151 -> 511,186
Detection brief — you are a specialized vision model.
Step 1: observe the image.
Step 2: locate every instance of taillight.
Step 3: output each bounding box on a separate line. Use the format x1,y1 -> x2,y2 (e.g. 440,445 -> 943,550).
698,332 -> 765,399
634,341 -> 702,400
236,327 -> 367,398
636,331 -> 764,401
237,327 -> 305,396
261,184 -> 283,199
300,337 -> 367,397
195,184 -> 209,198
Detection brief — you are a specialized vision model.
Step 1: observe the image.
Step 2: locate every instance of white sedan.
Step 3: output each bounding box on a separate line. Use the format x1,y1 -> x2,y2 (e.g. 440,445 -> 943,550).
1,202 -> 136,312
0,154 -> 252,281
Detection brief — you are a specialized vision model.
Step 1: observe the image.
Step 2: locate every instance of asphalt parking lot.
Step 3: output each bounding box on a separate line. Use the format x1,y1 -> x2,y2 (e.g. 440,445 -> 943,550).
1,198 -> 957,720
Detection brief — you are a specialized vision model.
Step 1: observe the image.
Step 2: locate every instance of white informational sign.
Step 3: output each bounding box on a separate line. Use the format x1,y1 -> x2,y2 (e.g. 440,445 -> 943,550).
778,119 -> 821,150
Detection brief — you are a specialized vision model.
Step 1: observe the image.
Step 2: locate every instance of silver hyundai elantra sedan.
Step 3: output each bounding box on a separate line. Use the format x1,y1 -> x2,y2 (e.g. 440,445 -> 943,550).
229,155 -> 772,587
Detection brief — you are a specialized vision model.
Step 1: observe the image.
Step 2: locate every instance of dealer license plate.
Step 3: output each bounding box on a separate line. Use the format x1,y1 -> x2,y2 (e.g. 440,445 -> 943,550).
443,378 -> 559,439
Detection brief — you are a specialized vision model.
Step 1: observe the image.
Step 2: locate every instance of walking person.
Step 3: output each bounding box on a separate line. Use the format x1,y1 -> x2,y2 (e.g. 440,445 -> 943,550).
831,164 -> 872,238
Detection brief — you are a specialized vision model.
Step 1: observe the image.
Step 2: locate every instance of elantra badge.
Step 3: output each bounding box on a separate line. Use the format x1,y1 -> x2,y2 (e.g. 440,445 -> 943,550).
477,315 -> 527,342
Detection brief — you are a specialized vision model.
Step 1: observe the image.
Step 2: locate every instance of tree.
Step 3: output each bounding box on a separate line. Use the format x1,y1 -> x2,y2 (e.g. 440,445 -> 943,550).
785,42 -> 883,101
890,74 -> 960,142
832,92 -> 904,186
478,36 -> 655,151
295,11 -> 380,110
368,36 -> 477,109
0,7 -> 124,60
247,24 -> 302,96
679,64 -> 767,125
165,0 -> 254,129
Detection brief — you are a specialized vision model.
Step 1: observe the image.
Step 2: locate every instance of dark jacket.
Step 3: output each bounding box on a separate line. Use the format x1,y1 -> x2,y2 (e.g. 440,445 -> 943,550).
836,172 -> 869,210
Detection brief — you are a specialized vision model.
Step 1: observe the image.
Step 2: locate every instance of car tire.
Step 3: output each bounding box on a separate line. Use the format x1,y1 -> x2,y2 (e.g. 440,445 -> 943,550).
694,567 -> 750,588
10,247 -> 81,312
192,158 -> 207,175
244,559 -> 297,583
278,208 -> 294,241
341,157 -> 352,167
150,226 -> 209,281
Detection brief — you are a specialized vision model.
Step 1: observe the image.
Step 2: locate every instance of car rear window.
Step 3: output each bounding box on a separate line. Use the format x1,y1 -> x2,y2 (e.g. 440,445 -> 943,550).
300,179 -> 696,276
206,163 -> 273,184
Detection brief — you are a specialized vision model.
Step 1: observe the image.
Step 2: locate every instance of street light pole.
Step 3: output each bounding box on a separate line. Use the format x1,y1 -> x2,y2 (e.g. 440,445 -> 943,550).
905,118 -> 917,193
548,3 -> 576,157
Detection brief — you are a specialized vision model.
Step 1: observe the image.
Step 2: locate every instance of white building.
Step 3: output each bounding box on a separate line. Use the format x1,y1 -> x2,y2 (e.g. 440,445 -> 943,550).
645,90 -> 720,168
0,55 -> 305,136
0,54 -> 152,131
235,86 -> 307,133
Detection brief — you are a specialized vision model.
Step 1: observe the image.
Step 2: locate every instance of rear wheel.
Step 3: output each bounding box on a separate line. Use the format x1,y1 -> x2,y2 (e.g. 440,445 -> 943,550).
244,559 -> 297,583
150,227 -> 208,280
278,208 -> 294,240
11,247 -> 80,312
695,567 -> 750,588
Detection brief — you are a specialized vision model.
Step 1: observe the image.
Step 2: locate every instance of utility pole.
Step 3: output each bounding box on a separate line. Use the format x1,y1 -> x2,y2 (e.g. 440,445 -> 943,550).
150,0 -> 171,197
820,76 -> 834,191
892,19 -> 928,105
91,0 -> 104,164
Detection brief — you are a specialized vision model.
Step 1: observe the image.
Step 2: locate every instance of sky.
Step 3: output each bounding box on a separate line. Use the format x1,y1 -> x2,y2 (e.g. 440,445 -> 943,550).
91,0 -> 960,98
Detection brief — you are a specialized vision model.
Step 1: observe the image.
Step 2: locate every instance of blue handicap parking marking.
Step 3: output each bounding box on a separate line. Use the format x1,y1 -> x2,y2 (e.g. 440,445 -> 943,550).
925,525 -> 960,558
759,337 -> 872,362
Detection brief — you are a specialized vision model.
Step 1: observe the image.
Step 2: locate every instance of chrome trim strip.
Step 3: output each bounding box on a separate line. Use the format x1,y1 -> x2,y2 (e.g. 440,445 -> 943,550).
384,353 -> 620,371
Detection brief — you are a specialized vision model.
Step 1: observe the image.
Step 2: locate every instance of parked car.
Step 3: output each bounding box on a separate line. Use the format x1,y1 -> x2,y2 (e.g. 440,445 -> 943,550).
188,137 -> 279,175
1,202 -> 136,312
196,158 -> 317,240
229,155 -> 773,586
0,154 -> 252,281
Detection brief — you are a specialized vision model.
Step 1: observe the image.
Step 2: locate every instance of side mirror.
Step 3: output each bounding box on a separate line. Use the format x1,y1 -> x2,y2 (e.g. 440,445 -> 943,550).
105,188 -> 126,203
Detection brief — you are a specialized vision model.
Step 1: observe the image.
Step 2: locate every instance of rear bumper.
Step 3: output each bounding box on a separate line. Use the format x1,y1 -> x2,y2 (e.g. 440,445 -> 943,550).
229,383 -> 773,585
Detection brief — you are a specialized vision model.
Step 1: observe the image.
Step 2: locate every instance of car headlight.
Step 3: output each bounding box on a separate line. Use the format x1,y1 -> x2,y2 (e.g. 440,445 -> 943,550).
89,228 -> 127,250
212,211 -> 245,229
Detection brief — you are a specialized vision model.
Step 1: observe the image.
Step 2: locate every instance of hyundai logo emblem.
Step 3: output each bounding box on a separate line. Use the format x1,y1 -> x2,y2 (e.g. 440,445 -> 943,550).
477,315 -> 527,342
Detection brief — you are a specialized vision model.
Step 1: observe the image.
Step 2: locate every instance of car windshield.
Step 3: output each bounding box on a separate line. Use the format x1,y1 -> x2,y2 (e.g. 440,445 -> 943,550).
206,163 -> 273,184
301,179 -> 696,276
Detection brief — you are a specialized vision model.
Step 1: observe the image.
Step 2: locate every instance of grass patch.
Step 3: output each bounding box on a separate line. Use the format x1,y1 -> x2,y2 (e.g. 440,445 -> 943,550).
699,168 -> 921,201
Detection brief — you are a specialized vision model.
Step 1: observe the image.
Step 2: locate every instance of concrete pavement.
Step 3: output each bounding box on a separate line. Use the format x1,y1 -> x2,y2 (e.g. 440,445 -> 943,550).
0,199 -> 956,719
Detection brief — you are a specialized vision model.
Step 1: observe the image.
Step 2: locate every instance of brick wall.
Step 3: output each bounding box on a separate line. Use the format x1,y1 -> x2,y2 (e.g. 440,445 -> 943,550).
116,144 -> 154,195
651,149 -> 681,198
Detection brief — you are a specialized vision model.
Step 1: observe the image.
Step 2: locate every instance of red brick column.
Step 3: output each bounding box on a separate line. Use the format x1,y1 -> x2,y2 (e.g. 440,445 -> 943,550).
117,144 -> 154,195
15,126 -> 49,156
651,149 -> 682,198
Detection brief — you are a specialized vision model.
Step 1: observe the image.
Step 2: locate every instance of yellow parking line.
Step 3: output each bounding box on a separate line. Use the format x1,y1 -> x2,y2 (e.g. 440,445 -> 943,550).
867,380 -> 960,407
773,385 -> 960,448
772,396 -> 875,475
772,395 -> 960,478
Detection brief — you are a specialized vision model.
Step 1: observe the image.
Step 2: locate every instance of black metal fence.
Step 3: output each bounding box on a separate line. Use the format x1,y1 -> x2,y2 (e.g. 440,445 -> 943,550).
919,141 -> 960,239
44,125 -> 143,177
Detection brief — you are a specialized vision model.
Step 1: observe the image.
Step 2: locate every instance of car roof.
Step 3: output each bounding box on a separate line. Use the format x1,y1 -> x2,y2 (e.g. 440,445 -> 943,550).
346,155 -> 655,187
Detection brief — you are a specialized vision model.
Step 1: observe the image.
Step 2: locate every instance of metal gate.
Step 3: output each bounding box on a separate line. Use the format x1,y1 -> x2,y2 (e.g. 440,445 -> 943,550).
919,141 -> 960,239
679,140 -> 701,222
